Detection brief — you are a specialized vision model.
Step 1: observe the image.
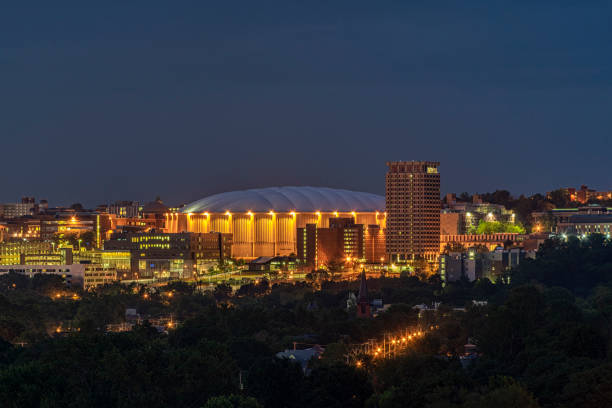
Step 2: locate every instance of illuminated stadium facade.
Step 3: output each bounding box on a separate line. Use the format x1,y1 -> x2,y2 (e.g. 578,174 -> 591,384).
165,187 -> 386,258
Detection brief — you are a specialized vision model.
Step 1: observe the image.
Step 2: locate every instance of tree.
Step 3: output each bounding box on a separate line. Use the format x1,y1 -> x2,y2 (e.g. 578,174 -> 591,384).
547,189 -> 571,208
372,354 -> 471,408
30,273 -> 66,295
302,363 -> 372,408
475,220 -> 525,234
165,281 -> 195,296
464,377 -> 540,408
247,358 -> 304,408
0,319 -> 24,342
214,283 -> 233,302
79,231 -> 96,249
480,190 -> 513,208
476,285 -> 544,360
458,192 -> 472,202
563,364 -> 612,408
325,259 -> 345,278
306,269 -> 329,284
74,296 -> 125,332
203,395 -> 262,408
411,256 -> 432,279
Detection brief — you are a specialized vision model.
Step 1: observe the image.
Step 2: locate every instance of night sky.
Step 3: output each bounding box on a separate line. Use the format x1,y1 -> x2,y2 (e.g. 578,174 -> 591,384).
2,1 -> 611,207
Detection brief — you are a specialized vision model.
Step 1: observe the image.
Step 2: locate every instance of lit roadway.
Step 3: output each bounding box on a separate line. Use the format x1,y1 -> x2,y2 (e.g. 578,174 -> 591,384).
350,325 -> 438,366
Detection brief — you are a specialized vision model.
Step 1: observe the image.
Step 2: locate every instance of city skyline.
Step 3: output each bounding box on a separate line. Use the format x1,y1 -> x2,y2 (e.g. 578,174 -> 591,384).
2,4 -> 612,407
2,2 -> 612,205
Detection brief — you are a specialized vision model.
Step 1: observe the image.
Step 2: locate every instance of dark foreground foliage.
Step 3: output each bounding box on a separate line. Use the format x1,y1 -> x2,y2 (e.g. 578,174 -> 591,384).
2,235 -> 612,407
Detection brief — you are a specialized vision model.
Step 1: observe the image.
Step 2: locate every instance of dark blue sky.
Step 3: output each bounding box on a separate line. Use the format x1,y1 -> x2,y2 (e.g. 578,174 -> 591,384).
2,1 -> 611,206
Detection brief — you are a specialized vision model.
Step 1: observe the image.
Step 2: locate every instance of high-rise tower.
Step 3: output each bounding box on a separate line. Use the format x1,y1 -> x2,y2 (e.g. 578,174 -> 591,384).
385,161 -> 440,262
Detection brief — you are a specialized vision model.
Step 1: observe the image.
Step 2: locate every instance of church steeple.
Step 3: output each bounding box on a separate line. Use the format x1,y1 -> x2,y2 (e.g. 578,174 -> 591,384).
356,269 -> 371,318
358,269 -> 368,302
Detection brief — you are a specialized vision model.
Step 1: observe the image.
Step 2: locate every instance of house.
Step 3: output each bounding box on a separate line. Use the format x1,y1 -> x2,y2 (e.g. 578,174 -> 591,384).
276,345 -> 324,373
247,256 -> 297,273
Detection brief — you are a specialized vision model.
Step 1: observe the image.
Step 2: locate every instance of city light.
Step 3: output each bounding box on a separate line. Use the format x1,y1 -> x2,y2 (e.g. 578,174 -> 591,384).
2,20 -> 606,402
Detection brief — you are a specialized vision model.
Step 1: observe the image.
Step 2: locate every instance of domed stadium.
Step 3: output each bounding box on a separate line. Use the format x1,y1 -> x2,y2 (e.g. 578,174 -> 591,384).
166,187 -> 386,258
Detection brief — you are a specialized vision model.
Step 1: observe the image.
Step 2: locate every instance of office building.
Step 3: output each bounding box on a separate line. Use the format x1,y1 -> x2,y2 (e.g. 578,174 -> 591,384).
104,231 -> 232,279
99,250 -> 132,279
439,252 -> 466,283
297,218 -> 386,269
385,161 -> 440,262
100,198 -> 168,237
533,205 -> 612,236
441,194 -> 516,235
440,247 -> 526,283
0,197 -> 36,219
82,264 -> 117,288
0,264 -> 84,287
0,241 -> 54,264
297,218 -> 364,269
364,224 -> 386,263
1,210 -> 112,248
108,201 -> 141,218
553,185 -> 612,204
0,263 -> 116,289
440,233 -> 523,252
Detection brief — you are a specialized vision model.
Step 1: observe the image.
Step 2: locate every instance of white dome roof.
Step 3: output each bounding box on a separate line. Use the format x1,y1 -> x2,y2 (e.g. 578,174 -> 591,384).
182,186 -> 384,213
